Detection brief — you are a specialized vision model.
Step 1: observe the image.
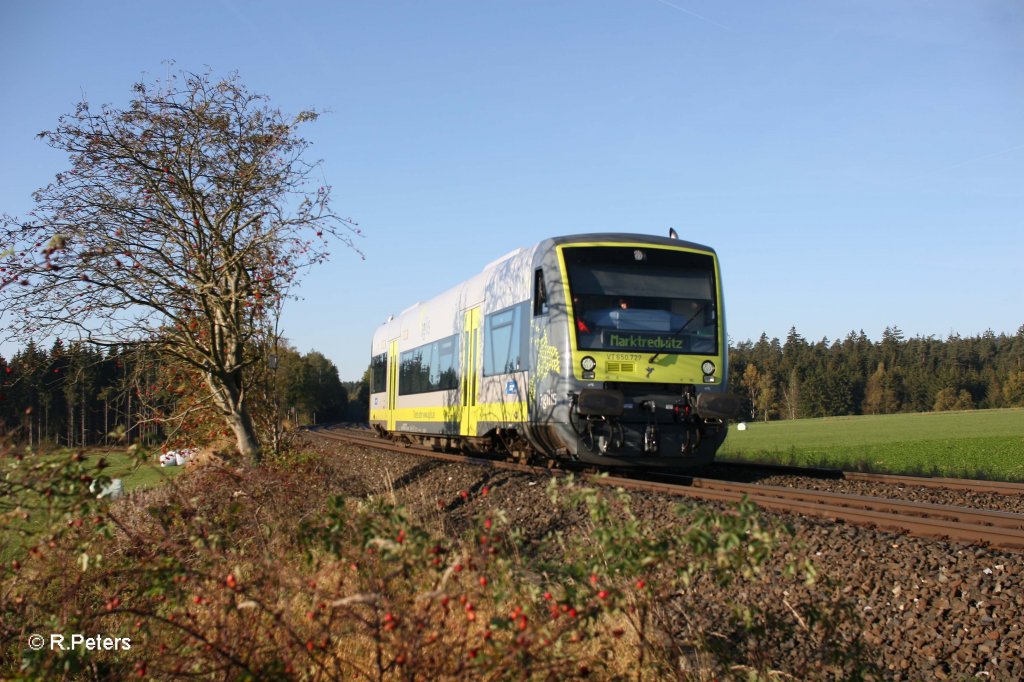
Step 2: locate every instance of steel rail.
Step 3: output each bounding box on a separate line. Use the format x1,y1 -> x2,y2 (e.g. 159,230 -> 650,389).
309,426 -> 1024,551
841,471 -> 1024,496
688,479 -> 1024,531
718,459 -> 1024,496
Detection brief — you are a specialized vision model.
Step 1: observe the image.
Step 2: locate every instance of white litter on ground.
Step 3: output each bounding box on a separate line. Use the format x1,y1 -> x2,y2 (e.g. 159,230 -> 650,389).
159,448 -> 198,467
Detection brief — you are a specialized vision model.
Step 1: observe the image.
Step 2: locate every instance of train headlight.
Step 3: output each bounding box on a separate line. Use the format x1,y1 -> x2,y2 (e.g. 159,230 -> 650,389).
701,360 -> 716,375
581,356 -> 597,372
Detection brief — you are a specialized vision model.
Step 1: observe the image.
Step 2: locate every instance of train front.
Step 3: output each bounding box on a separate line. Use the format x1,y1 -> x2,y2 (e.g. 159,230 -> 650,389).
528,235 -> 741,468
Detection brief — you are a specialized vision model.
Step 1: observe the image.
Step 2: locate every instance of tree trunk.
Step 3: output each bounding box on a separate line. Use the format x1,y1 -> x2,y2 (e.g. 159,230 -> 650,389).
206,372 -> 261,462
126,389 -> 132,444
227,408 -> 261,462
81,382 -> 87,446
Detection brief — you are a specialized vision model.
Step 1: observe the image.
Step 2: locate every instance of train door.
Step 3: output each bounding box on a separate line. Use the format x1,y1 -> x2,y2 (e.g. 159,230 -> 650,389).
386,339 -> 399,431
460,307 -> 481,436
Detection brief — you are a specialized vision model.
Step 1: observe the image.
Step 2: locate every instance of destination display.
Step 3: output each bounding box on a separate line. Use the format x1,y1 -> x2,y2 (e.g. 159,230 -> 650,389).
603,331 -> 687,352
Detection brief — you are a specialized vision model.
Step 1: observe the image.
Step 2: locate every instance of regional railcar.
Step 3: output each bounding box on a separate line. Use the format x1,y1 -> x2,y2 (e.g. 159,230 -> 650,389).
369,233 -> 741,469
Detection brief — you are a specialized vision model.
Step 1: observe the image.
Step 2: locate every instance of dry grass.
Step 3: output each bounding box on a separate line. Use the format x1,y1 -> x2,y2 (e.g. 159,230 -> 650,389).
3,445 -> 867,680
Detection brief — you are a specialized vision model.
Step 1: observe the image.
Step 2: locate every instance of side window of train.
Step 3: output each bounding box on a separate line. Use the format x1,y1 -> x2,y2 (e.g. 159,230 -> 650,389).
371,353 -> 387,393
533,268 -> 548,316
398,335 -> 460,395
483,302 -> 529,376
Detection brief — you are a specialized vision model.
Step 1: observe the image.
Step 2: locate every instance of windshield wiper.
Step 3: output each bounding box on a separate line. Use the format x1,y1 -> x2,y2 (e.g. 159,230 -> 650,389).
649,303 -> 705,364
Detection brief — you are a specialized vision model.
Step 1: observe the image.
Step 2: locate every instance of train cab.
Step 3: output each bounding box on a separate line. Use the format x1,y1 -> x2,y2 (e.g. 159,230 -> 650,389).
525,235 -> 740,467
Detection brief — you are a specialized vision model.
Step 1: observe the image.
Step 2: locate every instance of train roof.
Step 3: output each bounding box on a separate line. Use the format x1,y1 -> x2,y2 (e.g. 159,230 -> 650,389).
373,232 -> 719,335
543,232 -> 716,254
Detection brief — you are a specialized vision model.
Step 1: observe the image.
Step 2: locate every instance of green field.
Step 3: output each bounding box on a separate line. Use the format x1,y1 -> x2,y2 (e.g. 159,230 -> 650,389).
84,449 -> 186,490
717,408 -> 1024,481
1,449 -> 183,562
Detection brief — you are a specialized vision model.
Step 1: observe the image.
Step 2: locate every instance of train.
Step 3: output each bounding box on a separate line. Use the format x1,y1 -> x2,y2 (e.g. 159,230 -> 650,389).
369,232 -> 741,469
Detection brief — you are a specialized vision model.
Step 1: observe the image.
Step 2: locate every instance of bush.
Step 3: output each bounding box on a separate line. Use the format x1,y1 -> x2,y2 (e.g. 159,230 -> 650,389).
1,449 -> 870,679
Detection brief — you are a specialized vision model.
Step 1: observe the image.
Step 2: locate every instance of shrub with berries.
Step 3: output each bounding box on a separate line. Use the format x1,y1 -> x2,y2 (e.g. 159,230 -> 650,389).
1,447 -> 865,679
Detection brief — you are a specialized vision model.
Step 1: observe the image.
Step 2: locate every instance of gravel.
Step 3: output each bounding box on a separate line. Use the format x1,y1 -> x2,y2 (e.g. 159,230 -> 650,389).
304,434 -> 1024,680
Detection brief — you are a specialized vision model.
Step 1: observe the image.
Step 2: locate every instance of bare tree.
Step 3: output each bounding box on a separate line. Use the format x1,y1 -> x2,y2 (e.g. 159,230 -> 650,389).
0,68 -> 362,461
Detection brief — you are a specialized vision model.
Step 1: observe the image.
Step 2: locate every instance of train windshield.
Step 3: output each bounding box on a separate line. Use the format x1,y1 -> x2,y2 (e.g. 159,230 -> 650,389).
563,246 -> 718,355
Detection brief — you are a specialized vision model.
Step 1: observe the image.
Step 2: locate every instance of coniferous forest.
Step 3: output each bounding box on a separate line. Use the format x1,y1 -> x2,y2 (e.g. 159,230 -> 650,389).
2,325 -> 1022,447
728,326 -> 1024,421
0,340 -> 358,448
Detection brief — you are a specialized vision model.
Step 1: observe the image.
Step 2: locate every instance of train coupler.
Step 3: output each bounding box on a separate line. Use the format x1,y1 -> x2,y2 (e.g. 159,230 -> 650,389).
640,400 -> 659,453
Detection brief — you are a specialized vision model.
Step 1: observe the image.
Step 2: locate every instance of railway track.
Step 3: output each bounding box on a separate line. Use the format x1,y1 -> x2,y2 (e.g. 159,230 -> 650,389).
717,459 -> 1024,496
309,425 -> 1024,552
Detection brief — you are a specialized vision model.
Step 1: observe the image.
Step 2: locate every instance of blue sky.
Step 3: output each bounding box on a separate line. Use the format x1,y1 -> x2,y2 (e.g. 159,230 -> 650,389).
1,1 -> 1021,380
